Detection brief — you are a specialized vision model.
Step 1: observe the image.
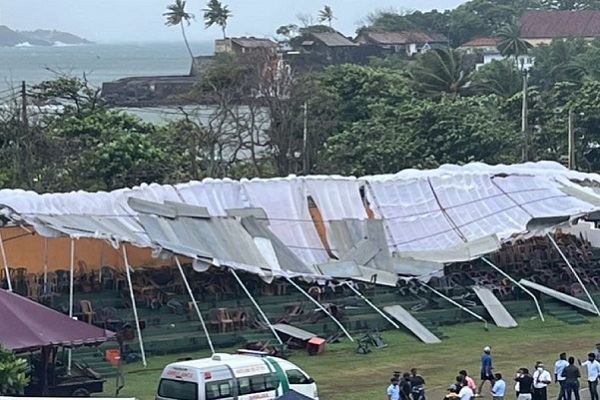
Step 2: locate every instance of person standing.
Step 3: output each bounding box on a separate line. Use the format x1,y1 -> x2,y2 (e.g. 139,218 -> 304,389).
562,356 -> 581,400
580,353 -> 600,400
458,378 -> 475,400
388,377 -> 401,400
480,346 -> 495,395
491,373 -> 506,400
460,370 -> 478,393
555,353 -> 569,400
410,368 -> 426,400
401,372 -> 412,400
594,344 -> 600,362
515,368 -> 534,400
532,362 -> 551,400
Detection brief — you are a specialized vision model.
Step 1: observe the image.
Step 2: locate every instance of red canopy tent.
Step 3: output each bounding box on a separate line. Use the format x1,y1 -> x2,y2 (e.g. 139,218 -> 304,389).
0,289 -> 116,396
0,289 -> 114,352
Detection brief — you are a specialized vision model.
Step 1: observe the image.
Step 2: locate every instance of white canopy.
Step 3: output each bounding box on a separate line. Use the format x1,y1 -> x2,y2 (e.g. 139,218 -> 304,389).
1,161 -> 599,278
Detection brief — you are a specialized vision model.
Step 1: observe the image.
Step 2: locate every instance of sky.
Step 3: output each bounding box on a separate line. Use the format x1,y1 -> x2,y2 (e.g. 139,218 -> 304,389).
0,0 -> 465,43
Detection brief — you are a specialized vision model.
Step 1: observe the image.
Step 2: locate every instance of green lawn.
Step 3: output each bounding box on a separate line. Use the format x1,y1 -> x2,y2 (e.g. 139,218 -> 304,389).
104,316 -> 600,400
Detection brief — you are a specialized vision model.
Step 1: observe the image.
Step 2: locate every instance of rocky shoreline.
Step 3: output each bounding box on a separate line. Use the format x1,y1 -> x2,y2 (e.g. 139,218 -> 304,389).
0,26 -> 92,47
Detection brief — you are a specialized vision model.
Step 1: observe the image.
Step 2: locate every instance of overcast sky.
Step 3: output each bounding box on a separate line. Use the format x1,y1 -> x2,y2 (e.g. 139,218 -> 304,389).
0,0 -> 465,43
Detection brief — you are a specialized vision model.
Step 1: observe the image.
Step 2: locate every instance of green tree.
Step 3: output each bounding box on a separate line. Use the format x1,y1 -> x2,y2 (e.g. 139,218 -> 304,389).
164,0 -> 195,60
411,48 -> 473,99
529,38 -> 588,88
0,344 -> 29,395
323,95 -> 520,175
496,22 -> 533,67
471,60 -> 523,98
318,5 -> 336,28
203,0 -> 232,39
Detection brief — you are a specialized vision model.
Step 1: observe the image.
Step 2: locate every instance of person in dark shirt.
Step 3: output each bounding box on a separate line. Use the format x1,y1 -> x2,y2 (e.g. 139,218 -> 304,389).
401,372 -> 412,400
410,368 -> 426,400
515,368 -> 534,400
562,357 -> 581,400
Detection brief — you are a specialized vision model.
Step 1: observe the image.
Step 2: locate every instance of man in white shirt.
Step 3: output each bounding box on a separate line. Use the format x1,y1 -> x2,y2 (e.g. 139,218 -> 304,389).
459,378 -> 475,400
492,373 -> 506,400
580,353 -> 600,400
532,362 -> 552,400
388,377 -> 401,400
555,353 -> 569,400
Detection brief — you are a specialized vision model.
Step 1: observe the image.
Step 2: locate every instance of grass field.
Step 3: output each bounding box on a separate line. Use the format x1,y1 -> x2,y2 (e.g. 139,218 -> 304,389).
103,316 -> 600,400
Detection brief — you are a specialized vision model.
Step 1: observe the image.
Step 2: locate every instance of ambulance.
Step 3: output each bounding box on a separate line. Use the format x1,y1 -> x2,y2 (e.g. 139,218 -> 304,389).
156,351 -> 319,400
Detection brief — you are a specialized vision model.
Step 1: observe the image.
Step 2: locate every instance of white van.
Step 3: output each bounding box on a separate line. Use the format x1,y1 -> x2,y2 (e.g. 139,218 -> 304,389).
156,351 -> 319,400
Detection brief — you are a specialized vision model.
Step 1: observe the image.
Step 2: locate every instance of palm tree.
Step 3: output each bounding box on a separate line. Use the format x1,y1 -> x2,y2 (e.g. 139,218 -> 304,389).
471,60 -> 522,98
164,0 -> 195,60
203,0 -> 232,39
318,5 -> 335,28
496,23 -> 533,69
411,48 -> 472,99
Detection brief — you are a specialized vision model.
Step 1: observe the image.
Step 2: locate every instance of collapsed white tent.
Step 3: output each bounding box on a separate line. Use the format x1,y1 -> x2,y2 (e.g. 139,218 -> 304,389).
1,161 -> 600,275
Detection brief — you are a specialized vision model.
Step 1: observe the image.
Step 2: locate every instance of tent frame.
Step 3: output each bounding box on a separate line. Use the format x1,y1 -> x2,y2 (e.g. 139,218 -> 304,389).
230,269 -> 284,345
481,257 -> 545,322
420,281 -> 489,330
0,230 -> 12,291
344,281 -> 400,329
122,245 -> 148,367
174,257 -> 215,354
547,233 -> 600,316
285,277 -> 354,342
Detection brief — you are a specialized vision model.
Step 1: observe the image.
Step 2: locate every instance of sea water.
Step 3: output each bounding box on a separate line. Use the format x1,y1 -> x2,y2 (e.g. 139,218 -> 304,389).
0,41 -> 213,95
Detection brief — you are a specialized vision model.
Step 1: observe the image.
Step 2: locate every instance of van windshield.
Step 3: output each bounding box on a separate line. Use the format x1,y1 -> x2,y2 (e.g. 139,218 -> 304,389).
158,378 -> 198,400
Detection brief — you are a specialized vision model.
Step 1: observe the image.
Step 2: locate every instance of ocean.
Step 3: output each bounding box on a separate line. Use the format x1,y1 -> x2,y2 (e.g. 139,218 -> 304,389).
0,41 -> 213,96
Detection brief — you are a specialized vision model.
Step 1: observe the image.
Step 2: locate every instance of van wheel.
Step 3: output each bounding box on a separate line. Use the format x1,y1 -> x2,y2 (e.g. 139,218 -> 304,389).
72,388 -> 91,397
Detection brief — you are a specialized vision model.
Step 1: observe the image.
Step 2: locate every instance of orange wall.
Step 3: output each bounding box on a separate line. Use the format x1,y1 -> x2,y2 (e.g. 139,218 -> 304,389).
0,226 -> 171,273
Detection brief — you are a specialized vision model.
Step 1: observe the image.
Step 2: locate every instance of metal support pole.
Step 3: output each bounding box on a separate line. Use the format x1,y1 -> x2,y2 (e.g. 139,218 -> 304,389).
285,277 -> 354,342
344,282 -> 400,329
43,238 -> 48,287
67,239 -> 75,375
174,257 -> 215,354
230,269 -> 284,345
547,234 -> 600,316
0,230 -> 13,292
421,281 -> 489,330
521,69 -> 529,162
481,257 -> 545,322
568,110 -> 576,170
122,245 -> 147,367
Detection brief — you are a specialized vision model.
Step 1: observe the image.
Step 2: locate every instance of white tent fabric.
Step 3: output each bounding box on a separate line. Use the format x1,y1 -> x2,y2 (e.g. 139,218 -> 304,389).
241,178 -> 329,265
1,161 -> 600,274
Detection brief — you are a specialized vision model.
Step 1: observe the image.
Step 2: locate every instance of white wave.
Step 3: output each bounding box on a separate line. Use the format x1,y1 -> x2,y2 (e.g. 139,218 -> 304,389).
15,42 -> 33,47
53,41 -> 78,47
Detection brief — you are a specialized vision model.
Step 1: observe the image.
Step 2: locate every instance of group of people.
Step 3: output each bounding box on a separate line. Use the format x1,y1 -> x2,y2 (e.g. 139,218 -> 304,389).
387,368 -> 427,400
386,344 -> 600,400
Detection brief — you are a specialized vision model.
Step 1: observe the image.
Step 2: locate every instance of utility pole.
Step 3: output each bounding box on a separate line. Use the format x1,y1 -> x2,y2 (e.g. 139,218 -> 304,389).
21,81 -> 27,125
302,101 -> 308,174
568,109 -> 576,170
521,70 -> 529,162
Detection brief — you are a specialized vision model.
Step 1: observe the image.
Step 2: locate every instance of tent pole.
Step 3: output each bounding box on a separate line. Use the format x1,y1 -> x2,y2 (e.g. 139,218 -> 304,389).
344,282 -> 400,329
547,234 -> 600,316
0,230 -> 13,292
481,257 -> 545,322
285,277 -> 354,342
420,281 -> 489,330
230,269 -> 284,345
174,257 -> 215,354
67,239 -> 75,375
43,238 -> 49,287
122,245 -> 147,367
